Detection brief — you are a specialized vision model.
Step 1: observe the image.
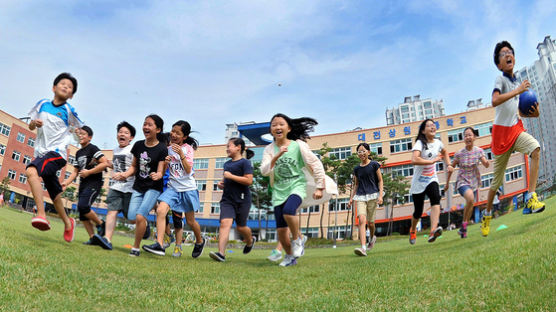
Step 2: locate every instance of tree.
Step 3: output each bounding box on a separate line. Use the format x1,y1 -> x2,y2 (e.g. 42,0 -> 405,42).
95,188 -> 106,204
61,186 -> 76,215
250,162 -> 272,240
381,172 -> 410,236
1,176 -> 11,200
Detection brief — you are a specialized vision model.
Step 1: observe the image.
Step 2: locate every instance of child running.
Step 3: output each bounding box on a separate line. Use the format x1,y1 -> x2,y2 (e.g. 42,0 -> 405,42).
62,126 -> 108,244
142,121 -> 206,258
409,119 -> 453,245
348,143 -> 383,256
118,114 -> 168,257
444,127 -> 489,238
261,113 -> 327,267
209,138 -> 255,262
26,73 -> 83,242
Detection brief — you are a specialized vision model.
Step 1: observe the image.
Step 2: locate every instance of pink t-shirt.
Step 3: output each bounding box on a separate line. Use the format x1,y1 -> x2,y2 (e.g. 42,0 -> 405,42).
454,146 -> 485,190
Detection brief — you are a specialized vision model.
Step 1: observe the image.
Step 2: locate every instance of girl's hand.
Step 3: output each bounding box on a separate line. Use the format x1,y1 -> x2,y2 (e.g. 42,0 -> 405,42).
164,155 -> 172,164
447,165 -> 454,173
377,196 -> 383,205
171,143 -> 183,157
150,172 -> 162,181
279,146 -> 288,155
443,184 -> 450,192
313,189 -> 323,200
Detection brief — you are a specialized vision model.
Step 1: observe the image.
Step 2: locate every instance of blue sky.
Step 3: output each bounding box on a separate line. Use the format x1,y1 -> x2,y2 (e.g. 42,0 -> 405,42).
1,0 -> 555,148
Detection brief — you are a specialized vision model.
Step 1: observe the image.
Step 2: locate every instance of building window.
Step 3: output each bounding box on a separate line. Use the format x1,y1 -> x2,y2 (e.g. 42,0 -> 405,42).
197,180 -> 207,191
300,205 -> 320,214
41,182 -> 46,190
505,166 -> 523,182
64,171 -> 72,180
304,227 -> 320,238
27,137 -> 35,147
56,170 -> 61,177
68,155 -> 76,165
475,122 -> 493,137
12,151 -> 21,162
330,198 -> 350,211
0,144 -> 5,156
16,132 -> 26,143
214,158 -> 226,169
212,183 -> 219,191
8,169 -> 17,180
197,203 -> 204,213
481,173 -> 493,188
211,202 -> 220,214
23,155 -> 32,165
484,148 -> 493,160
447,128 -> 464,143
390,138 -> 412,153
370,143 -> 383,155
0,123 -> 11,136
391,164 -> 414,177
194,158 -> 209,170
329,147 -> 352,160
18,173 -> 27,184
394,193 -> 413,205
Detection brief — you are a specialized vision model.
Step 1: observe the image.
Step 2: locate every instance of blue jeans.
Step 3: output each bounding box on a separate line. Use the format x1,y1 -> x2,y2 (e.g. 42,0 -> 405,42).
128,189 -> 161,221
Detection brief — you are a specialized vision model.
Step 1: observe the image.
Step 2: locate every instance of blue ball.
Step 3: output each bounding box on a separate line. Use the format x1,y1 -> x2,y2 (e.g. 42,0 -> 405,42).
518,90 -> 538,116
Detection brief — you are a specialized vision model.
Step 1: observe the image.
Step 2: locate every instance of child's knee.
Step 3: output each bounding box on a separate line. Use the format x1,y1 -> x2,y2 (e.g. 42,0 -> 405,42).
530,147 -> 540,159
25,166 -> 38,178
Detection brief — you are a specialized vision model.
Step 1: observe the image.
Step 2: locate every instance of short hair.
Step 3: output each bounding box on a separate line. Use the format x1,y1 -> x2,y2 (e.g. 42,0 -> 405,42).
81,125 -> 93,137
117,121 -> 136,137
493,41 -> 514,66
53,72 -> 78,94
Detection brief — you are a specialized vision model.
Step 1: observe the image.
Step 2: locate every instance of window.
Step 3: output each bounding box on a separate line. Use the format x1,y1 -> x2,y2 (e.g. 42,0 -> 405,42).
436,162 -> 444,172
212,183 -> 219,191
194,158 -> 209,170
391,164 -> 414,177
12,151 -> 21,162
390,138 -> 412,153
0,123 -> 10,136
447,128 -> 464,143
56,170 -> 61,177
484,148 -> 493,160
27,137 -> 35,147
215,158 -> 226,169
330,198 -> 350,211
394,193 -> 413,205
197,203 -> 204,213
423,101 -> 432,109
68,155 -> 76,165
327,225 -> 349,240
23,155 -> 32,165
41,182 -> 46,190
300,205 -> 320,214
505,166 -> 523,182
0,144 -> 5,156
475,122 -> 493,137
370,143 -> 383,155
8,169 -> 16,180
312,150 -> 322,160
211,202 -> 220,214
197,180 -> 207,191
18,173 -> 27,184
329,147 -> 352,160
16,132 -> 25,143
65,171 -> 72,179
481,173 -> 493,188
304,227 -> 320,238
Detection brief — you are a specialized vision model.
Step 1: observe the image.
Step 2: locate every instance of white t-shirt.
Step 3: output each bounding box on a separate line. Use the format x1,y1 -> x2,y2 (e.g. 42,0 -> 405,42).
110,145 -> 135,193
167,144 -> 196,192
410,139 -> 444,194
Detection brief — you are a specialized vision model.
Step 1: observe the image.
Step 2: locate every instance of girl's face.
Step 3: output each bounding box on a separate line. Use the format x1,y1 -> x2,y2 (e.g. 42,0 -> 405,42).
463,129 -> 475,146
226,140 -> 241,158
170,125 -> 185,145
143,117 -> 160,140
357,146 -> 369,161
270,117 -> 291,140
422,120 -> 437,138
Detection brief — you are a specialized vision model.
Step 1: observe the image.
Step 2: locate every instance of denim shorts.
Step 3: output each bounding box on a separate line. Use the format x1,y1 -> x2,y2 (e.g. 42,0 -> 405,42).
458,185 -> 477,198
128,189 -> 161,221
158,188 -> 200,214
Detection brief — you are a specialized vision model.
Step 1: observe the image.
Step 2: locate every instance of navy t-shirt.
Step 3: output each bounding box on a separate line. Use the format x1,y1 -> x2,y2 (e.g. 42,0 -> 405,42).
130,140 -> 168,193
353,161 -> 381,196
221,158 -> 253,203
75,143 -> 104,192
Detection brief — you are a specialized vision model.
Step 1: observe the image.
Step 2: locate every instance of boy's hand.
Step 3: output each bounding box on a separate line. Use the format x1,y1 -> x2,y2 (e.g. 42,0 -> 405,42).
517,79 -> 531,94
32,119 -> 43,128
150,172 -> 162,181
217,181 -> 225,189
113,172 -> 126,181
526,103 -> 540,117
223,171 -> 233,179
79,170 -> 90,178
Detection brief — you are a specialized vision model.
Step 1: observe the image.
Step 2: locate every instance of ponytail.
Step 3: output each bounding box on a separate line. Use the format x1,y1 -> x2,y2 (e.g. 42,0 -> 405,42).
229,137 -> 254,159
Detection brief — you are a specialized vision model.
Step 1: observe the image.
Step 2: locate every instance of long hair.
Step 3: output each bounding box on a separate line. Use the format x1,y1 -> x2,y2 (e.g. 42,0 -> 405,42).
229,137 -> 254,160
145,114 -> 164,142
270,113 -> 318,142
173,120 -> 199,150
356,142 -> 372,160
415,119 -> 434,150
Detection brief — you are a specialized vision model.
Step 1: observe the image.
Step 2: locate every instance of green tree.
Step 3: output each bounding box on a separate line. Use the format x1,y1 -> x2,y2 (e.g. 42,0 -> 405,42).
1,176 -> 11,200
61,186 -> 76,215
250,162 -> 272,240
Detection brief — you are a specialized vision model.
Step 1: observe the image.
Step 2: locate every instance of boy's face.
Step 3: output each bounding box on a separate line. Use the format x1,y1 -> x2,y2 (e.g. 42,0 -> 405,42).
78,129 -> 91,146
117,127 -> 133,148
52,78 -> 74,100
497,47 -> 515,74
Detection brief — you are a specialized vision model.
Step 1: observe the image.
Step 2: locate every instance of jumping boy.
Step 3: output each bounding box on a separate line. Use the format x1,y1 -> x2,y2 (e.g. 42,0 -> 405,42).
482,41 -> 545,236
27,72 -> 83,242
62,126 -> 108,243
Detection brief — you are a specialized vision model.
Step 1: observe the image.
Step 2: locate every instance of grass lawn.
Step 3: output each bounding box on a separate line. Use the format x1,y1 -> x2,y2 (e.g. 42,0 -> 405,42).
0,198 -> 554,311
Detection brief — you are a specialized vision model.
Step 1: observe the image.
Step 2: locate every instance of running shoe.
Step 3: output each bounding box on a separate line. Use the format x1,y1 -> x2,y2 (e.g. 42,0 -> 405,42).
129,248 -> 140,257
458,223 -> 467,239
96,220 -> 106,237
243,236 -> 256,254
172,245 -> 182,257
163,233 -> 173,249
142,242 -> 166,256
428,226 -> 443,243
92,234 -> 112,250
192,237 -> 206,258
368,235 -> 377,250
291,237 -> 304,258
354,247 -> 367,257
481,215 -> 492,237
526,192 -> 545,214
279,254 -> 297,267
209,251 -> 226,262
267,249 -> 283,262
409,231 -> 417,245
31,216 -> 51,231
63,218 -> 75,243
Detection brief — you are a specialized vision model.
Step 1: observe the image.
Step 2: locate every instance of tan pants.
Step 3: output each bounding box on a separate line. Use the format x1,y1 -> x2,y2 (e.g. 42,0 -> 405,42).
356,199 -> 378,222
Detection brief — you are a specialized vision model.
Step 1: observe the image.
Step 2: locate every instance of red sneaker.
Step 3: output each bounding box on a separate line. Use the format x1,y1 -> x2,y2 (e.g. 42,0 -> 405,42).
63,218 -> 75,243
31,216 -> 51,231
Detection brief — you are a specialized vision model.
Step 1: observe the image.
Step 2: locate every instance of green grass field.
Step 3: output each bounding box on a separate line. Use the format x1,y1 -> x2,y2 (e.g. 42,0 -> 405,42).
0,199 -> 554,312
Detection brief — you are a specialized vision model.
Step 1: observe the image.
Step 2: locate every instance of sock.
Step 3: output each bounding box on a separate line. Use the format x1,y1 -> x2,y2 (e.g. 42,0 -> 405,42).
525,192 -> 532,202
483,210 -> 491,217
462,221 -> 468,229
362,245 -> 366,251
131,247 -> 140,252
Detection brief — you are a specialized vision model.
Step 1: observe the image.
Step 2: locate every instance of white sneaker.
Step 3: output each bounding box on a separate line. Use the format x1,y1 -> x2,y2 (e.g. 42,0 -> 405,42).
279,254 -> 297,267
354,247 -> 367,257
368,236 -> 377,250
300,235 -> 308,257
267,249 -> 283,262
291,238 -> 304,258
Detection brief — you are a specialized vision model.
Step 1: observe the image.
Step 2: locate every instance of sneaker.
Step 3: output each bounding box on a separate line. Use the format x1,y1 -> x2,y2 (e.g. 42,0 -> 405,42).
91,234 -> 112,250
481,215 -> 492,237
526,192 -> 545,214
279,254 -> 297,267
192,237 -> 206,258
409,231 -> 417,245
291,237 -> 304,258
267,249 -> 283,262
163,234 -> 172,249
428,226 -> 443,243
142,223 -> 151,240
142,242 -> 166,256
522,207 -> 532,215
83,238 -> 94,245
63,218 -> 75,243
458,223 -> 468,239
354,247 -> 367,257
243,236 -> 256,254
300,235 -> 308,256
129,248 -> 140,257
31,216 -> 51,231
368,236 -> 377,250
172,245 -> 182,257
97,220 -> 106,237
209,251 -> 226,262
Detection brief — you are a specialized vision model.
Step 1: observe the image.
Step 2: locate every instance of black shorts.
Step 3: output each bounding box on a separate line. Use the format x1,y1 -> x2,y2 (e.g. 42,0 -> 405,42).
220,199 -> 251,227
27,151 -> 67,200
412,182 -> 441,219
77,188 -> 99,221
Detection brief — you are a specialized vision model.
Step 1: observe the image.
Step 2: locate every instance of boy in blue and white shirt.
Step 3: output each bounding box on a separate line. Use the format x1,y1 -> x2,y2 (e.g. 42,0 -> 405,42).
26,73 -> 83,243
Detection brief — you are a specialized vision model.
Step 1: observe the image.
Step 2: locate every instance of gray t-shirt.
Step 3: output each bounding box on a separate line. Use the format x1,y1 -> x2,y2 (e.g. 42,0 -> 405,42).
110,145 -> 135,193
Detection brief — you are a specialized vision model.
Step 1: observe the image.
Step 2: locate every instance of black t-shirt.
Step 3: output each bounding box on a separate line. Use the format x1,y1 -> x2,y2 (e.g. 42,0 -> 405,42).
353,161 -> 381,196
221,158 -> 253,203
75,143 -> 104,191
130,140 -> 168,193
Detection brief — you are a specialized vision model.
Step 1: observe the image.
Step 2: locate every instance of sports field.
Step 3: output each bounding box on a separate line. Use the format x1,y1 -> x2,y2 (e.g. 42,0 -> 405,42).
0,199 -> 554,311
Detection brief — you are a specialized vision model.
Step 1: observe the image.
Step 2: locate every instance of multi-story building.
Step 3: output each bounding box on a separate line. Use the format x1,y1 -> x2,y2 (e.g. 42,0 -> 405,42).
385,95 -> 445,125
225,122 -> 256,145
515,35 -> 556,185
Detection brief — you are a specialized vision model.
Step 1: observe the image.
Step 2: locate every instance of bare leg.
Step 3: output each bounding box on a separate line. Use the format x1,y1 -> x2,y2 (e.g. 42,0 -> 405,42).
83,220 -> 95,237
185,212 -> 202,244
84,210 -> 103,226
237,225 -> 253,245
410,217 -> 419,232
277,227 -> 291,255
529,148 -> 540,193
218,218 -> 233,254
105,210 -> 118,241
462,189 -> 475,223
368,221 -> 375,238
486,189 -> 496,213
133,215 -> 147,249
283,214 -> 300,242
155,202 -> 170,246
430,205 -> 440,233
358,214 -> 367,246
